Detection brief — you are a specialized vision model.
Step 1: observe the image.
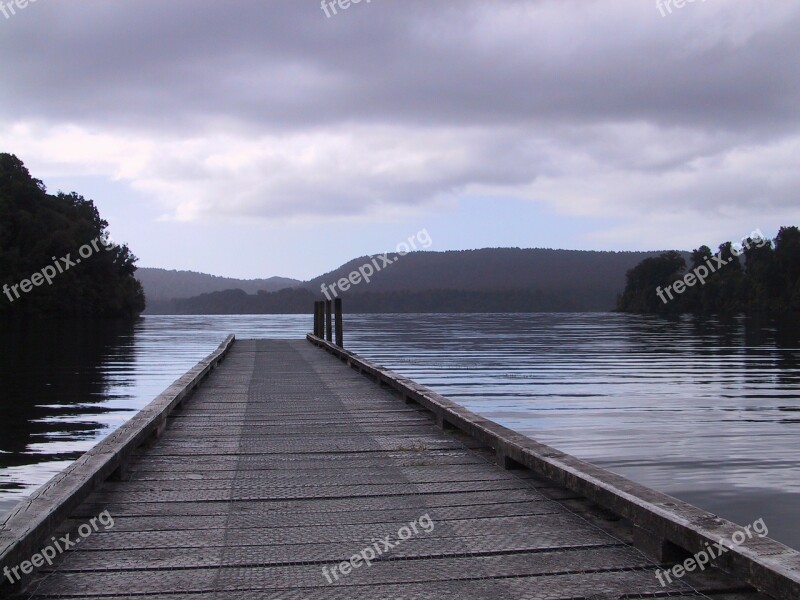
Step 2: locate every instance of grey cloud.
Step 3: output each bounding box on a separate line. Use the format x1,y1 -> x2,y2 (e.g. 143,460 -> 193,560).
0,0 -> 798,222
1,1 -> 798,134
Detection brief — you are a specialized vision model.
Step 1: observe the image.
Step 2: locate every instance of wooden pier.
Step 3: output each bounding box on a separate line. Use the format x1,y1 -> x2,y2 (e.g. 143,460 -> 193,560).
2,334 -> 799,599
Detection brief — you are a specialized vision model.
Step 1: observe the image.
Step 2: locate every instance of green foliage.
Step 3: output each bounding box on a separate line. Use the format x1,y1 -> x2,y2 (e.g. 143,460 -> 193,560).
0,154 -> 145,319
149,286 -> 629,315
616,251 -> 686,314
618,228 -> 800,315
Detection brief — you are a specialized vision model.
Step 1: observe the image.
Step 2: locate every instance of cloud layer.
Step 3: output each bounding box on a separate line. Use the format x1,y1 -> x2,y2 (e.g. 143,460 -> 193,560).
1,0 -> 798,238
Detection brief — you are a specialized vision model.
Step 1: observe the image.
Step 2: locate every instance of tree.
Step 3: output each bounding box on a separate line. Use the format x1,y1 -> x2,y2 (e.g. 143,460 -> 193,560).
0,153 -> 145,319
743,236 -> 775,310
617,251 -> 686,313
774,226 -> 800,310
619,228 -> 800,315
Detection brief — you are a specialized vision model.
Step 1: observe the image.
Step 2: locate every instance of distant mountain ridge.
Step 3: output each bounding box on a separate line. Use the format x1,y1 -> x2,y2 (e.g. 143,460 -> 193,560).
136,268 -> 300,302
306,248 -> 670,294
142,248 -> 678,314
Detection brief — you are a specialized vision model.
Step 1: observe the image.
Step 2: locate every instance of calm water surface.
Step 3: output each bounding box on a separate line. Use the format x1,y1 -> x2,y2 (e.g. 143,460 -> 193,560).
1,313 -> 798,550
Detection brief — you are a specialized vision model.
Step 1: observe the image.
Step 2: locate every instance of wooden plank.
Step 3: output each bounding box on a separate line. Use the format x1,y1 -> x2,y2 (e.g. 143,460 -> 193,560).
1,339 -> 782,599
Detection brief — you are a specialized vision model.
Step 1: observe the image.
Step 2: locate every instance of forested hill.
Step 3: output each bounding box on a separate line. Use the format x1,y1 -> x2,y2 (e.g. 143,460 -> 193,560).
0,154 -> 145,319
136,268 -> 300,302
307,248 -> 667,295
146,248 -> 671,314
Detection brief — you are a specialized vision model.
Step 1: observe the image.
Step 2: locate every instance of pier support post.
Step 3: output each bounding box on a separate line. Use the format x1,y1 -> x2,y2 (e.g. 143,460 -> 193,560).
108,461 -> 129,482
314,300 -> 325,337
314,302 -> 323,337
325,300 -> 333,342
632,525 -> 689,563
334,298 -> 343,347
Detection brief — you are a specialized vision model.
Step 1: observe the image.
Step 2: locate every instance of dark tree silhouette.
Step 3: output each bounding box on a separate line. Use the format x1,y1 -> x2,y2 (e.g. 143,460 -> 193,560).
616,251 -> 686,313
774,226 -> 800,310
0,154 -> 145,319
618,229 -> 800,315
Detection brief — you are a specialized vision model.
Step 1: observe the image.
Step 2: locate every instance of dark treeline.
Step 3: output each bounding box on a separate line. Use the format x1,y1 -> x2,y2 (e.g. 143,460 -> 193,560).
617,227 -> 800,314
146,286 -> 616,315
0,154 -> 145,319
144,247 -> 668,313
148,288 -> 315,315
136,268 -> 300,302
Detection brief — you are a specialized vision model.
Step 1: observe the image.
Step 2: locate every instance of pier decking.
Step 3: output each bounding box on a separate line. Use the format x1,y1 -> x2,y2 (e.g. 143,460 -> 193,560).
2,337 -> 797,599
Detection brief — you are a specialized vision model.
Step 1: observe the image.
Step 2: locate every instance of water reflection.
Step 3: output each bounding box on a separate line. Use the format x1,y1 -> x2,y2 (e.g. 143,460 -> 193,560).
0,320 -> 136,459
0,320 -> 135,510
344,313 -> 800,550
1,313 -> 798,551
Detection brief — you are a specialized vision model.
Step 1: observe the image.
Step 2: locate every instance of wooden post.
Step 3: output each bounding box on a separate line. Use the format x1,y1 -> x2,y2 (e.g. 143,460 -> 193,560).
325,300 -> 333,342
313,301 -> 320,337
315,301 -> 325,338
334,298 -> 343,347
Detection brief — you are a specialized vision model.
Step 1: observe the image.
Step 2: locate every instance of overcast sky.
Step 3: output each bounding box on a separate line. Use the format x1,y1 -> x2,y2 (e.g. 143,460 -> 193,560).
1,0 -> 798,280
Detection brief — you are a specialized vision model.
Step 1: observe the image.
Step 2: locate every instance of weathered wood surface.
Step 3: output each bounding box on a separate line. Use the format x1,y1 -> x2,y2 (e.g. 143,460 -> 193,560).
9,340 -> 776,598
309,336 -> 800,600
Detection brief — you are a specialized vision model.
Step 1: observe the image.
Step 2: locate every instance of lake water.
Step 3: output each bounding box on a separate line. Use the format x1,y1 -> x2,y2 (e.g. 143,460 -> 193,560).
1,313 -> 799,550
